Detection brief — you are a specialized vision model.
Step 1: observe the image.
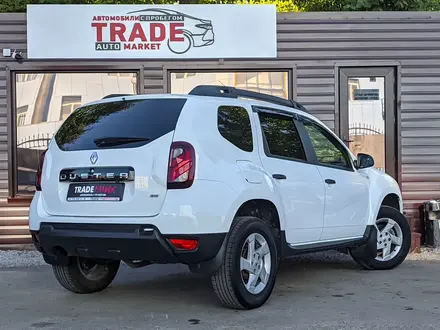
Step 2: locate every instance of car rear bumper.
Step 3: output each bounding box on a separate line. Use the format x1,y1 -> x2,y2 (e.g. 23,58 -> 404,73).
31,222 -> 226,266
30,178 -> 238,235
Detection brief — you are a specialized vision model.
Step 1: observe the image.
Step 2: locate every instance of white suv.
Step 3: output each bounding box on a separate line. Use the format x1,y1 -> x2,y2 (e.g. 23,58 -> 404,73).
29,85 -> 410,310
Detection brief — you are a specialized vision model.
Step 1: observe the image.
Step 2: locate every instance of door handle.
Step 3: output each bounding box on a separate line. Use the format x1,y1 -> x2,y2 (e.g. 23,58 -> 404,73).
325,178 -> 336,185
272,174 -> 287,180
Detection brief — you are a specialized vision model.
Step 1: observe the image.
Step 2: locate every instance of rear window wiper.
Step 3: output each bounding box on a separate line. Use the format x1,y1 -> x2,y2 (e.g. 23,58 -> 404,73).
93,136 -> 151,147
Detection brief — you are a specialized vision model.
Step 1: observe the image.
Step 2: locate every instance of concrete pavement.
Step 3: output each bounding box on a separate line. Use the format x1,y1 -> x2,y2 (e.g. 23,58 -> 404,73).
1,253 -> 440,330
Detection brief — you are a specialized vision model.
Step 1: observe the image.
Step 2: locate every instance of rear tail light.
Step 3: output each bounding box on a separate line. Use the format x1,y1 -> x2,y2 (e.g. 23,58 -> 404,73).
167,141 -> 195,189
35,149 -> 48,191
169,238 -> 198,251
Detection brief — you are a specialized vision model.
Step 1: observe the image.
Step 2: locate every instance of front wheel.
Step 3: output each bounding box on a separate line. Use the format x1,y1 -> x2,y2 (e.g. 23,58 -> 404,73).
211,216 -> 279,310
351,206 -> 411,270
53,257 -> 120,294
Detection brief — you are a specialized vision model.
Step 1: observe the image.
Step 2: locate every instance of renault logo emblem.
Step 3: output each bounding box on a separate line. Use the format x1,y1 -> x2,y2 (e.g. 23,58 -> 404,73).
90,152 -> 98,164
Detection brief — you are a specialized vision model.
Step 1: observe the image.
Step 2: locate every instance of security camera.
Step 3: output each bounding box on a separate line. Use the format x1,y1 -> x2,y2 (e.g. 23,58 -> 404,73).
11,50 -> 24,63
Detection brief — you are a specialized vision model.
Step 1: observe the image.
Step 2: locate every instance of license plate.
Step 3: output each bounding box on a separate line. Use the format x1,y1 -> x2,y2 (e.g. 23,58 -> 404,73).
66,183 -> 125,202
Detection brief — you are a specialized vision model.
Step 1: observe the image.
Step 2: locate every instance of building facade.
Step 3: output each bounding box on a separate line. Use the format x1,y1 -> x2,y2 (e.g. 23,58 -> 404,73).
1,9 -> 439,245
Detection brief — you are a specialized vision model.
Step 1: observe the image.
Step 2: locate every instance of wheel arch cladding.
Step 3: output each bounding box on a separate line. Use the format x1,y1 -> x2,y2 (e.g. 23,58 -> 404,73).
234,199 -> 282,256
370,191 -> 403,225
235,199 -> 281,231
381,193 -> 401,212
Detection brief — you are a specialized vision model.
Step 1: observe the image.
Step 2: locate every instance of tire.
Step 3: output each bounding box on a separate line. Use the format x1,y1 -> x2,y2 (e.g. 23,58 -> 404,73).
52,257 -> 120,294
351,205 -> 411,270
211,216 -> 279,310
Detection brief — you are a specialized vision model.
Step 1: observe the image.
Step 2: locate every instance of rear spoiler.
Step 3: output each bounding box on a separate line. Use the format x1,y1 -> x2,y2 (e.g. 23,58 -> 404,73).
102,94 -> 132,100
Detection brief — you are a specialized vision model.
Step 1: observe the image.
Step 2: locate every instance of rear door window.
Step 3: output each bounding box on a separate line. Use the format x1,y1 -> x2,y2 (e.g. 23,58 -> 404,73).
258,112 -> 307,161
55,98 -> 187,151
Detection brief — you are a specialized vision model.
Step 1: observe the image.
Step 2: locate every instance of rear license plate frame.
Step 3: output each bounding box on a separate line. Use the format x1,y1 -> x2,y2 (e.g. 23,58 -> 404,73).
66,182 -> 125,202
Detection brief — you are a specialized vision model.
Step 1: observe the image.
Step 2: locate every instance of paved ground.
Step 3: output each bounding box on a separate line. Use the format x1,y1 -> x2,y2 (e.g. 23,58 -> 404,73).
1,252 -> 440,330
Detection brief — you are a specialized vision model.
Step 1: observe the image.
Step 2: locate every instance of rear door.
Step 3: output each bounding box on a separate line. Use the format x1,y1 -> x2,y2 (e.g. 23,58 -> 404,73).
254,108 -> 325,244
40,97 -> 187,217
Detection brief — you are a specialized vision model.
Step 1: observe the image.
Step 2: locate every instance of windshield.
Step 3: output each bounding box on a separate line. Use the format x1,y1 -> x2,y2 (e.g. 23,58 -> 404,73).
54,98 -> 187,151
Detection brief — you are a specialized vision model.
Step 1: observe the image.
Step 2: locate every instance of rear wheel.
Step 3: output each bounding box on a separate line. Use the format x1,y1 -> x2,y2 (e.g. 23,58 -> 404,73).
351,206 -> 411,270
211,216 -> 279,309
53,257 -> 120,294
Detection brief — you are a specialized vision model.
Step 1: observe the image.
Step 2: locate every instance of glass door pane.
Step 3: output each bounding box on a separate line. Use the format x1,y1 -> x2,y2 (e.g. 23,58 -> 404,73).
348,77 -> 385,172
339,67 -> 396,179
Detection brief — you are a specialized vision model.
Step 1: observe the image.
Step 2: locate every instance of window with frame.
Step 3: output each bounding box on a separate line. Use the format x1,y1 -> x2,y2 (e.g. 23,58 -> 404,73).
302,119 -> 352,170
258,112 -> 306,161
14,72 -> 138,197
107,72 -> 132,77
60,96 -> 82,120
170,71 -> 289,99
174,72 -> 197,79
217,106 -> 253,152
16,73 -> 39,83
348,78 -> 360,101
16,106 -> 28,127
234,72 -> 288,99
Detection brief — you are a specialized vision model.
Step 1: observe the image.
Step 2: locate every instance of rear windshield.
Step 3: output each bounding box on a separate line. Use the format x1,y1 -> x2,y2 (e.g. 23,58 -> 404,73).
55,98 -> 187,151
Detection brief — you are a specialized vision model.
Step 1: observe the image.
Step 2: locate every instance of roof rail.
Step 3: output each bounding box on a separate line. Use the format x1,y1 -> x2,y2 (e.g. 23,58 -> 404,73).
102,94 -> 132,100
188,85 -> 309,113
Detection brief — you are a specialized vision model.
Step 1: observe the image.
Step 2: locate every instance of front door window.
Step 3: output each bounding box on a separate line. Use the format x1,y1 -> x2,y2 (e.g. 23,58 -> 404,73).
303,119 -> 352,171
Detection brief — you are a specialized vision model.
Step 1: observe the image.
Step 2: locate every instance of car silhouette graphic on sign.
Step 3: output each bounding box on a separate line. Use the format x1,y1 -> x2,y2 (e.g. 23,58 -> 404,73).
126,8 -> 215,54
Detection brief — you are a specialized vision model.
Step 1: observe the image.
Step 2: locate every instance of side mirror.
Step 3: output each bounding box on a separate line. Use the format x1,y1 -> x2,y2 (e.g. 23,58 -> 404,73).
356,153 -> 374,169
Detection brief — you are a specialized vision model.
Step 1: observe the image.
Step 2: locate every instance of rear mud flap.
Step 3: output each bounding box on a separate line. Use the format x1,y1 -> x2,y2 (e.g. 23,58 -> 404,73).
42,253 -> 72,266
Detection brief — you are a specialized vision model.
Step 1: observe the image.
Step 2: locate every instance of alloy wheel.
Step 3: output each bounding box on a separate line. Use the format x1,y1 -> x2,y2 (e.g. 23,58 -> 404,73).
77,258 -> 110,281
375,218 -> 403,262
240,233 -> 272,295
